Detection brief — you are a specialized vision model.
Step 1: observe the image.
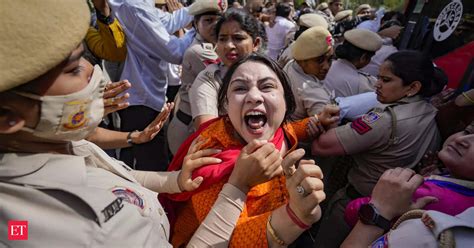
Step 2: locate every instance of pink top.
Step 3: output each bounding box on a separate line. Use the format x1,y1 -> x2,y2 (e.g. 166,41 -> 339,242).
344,176 -> 474,227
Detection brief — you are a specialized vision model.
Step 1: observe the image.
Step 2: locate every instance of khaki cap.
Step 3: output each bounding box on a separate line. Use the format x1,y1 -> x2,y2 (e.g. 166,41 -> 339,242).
189,0 -> 228,16
298,13 -> 329,30
155,0 -> 166,4
344,29 -> 383,52
316,2 -> 328,11
292,26 -> 333,60
0,0 -> 90,92
355,4 -> 371,15
334,9 -> 353,22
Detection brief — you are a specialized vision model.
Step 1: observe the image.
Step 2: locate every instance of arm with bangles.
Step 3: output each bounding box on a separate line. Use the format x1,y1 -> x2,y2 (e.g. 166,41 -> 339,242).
196,147 -> 325,247
183,140 -> 325,247
294,104 -> 341,141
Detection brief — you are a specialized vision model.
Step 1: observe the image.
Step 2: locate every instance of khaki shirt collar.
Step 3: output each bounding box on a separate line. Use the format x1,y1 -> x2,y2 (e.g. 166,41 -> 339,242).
378,95 -> 424,110
292,60 -> 325,87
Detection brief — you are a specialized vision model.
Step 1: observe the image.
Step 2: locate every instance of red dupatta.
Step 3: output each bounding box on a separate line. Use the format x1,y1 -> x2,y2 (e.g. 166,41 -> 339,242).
164,117 -> 285,202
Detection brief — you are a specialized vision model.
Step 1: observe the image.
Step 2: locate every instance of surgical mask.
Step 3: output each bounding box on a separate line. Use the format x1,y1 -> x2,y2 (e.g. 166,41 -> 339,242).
15,65 -> 107,141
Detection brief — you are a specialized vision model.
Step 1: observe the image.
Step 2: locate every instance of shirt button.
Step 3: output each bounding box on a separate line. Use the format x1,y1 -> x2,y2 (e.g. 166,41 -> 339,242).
158,208 -> 164,216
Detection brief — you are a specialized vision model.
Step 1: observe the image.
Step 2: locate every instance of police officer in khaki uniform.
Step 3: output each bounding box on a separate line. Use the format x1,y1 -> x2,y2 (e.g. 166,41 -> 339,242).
168,1 -> 226,155
188,63 -> 227,128
312,50 -> 442,247
283,26 -> 334,120
325,28 -> 383,98
277,13 -> 329,67
0,1 -> 282,246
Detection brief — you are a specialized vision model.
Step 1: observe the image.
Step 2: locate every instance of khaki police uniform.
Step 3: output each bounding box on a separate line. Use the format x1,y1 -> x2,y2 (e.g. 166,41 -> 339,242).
188,63 -> 227,120
315,95 -> 442,247
0,140 -> 174,247
278,13 -> 330,68
277,43 -> 293,68
168,34 -> 219,154
284,60 -> 332,120
324,59 -> 376,97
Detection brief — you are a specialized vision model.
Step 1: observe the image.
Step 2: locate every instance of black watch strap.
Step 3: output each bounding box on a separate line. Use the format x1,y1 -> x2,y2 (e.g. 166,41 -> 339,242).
373,211 -> 391,232
126,130 -> 139,145
359,203 -> 392,232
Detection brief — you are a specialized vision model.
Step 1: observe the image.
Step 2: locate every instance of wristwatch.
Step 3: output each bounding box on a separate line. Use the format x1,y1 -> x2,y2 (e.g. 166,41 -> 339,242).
358,203 -> 391,232
126,130 -> 139,145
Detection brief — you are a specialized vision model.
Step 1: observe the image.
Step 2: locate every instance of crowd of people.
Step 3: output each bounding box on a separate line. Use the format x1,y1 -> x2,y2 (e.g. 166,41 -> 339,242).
1,0 -> 473,247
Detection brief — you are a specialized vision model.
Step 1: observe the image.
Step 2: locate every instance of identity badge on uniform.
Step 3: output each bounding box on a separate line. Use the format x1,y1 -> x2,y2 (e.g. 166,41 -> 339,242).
111,187 -> 145,211
362,112 -> 381,124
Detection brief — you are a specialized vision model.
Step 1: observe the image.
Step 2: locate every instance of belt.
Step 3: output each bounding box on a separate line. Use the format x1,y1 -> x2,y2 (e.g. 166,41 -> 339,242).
346,184 -> 363,200
176,109 -> 192,126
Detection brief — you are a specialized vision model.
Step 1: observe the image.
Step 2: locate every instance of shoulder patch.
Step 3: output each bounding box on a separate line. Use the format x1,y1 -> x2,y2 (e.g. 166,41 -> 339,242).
362,112 -> 381,124
111,187 -> 145,210
202,43 -> 214,50
351,117 -> 372,135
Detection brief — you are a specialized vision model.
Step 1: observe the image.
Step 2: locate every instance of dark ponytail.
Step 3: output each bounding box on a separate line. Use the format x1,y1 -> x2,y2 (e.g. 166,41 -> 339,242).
385,50 -> 446,97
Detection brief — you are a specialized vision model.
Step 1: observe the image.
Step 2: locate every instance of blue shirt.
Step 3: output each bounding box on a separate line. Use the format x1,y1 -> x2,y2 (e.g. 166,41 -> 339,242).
109,0 -> 195,111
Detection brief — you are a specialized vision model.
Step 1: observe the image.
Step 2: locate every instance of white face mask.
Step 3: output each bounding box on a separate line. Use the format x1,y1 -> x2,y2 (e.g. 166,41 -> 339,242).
15,65 -> 107,141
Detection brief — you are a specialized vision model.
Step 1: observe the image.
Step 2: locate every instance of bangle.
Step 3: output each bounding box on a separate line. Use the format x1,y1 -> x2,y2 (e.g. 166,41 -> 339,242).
126,130 -> 139,145
314,114 -> 320,124
462,92 -> 474,105
267,215 -> 287,246
286,204 -> 310,229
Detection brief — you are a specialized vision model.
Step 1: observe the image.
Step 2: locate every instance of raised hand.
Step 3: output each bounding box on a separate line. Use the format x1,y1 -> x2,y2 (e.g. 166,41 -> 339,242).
228,140 -> 283,193
103,80 -> 131,116
178,137 -> 222,192
129,102 -> 174,144
282,149 -> 325,226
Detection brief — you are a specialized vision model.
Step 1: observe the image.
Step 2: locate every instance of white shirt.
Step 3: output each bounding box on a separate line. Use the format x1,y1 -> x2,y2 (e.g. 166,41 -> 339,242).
265,16 -> 296,60
109,0 -> 195,111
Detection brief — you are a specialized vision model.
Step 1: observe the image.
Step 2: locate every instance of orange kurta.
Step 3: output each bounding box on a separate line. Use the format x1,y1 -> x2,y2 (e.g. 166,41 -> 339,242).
171,117 -> 311,247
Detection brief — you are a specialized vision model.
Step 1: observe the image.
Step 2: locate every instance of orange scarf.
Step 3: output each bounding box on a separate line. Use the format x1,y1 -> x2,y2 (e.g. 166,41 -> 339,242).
168,117 -> 310,247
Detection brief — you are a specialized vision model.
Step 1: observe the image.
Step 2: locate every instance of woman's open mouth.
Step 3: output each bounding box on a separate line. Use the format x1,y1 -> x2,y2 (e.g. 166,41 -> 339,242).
244,110 -> 267,134
226,53 -> 239,61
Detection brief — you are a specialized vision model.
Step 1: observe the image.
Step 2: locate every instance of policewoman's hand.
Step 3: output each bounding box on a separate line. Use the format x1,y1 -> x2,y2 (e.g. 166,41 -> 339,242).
178,137 -> 223,192
129,102 -> 174,144
319,104 -> 340,129
228,140 -> 283,193
282,149 -> 325,226
103,80 -> 131,116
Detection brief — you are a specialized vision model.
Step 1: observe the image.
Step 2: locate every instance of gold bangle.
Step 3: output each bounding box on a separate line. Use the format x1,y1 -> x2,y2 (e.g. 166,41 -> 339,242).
462,92 -> 474,105
314,114 -> 320,124
267,214 -> 287,246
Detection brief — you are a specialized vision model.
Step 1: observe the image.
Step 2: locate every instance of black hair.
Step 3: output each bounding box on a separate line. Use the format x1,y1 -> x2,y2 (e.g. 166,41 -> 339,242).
194,11 -> 221,22
385,50 -> 443,97
335,40 -> 375,62
217,53 -> 296,122
294,26 -> 309,40
276,3 -> 292,18
215,8 -> 266,42
381,11 -> 406,27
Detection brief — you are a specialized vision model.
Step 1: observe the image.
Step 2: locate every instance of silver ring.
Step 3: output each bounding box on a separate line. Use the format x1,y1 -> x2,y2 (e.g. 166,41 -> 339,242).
296,185 -> 305,196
